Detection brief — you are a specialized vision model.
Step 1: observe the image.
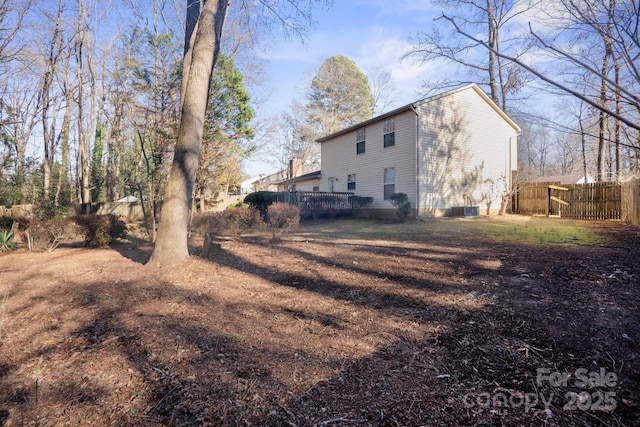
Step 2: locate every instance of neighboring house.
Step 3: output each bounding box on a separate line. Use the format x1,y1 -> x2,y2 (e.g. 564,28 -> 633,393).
253,160 -> 320,193
276,170 -> 321,192
317,83 -> 520,218
252,170 -> 287,192
527,174 -> 596,185
240,177 -> 259,194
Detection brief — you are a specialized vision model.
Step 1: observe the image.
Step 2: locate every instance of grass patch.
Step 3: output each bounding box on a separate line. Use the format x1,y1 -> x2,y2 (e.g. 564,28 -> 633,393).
295,215 -> 607,248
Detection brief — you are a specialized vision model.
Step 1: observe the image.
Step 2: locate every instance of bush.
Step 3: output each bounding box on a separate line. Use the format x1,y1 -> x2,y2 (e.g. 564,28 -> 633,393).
350,195 -> 373,214
266,202 -> 300,242
73,214 -> 127,247
223,206 -> 261,241
244,191 -> 285,219
27,216 -> 80,252
389,193 -> 412,222
190,211 -> 224,236
0,217 -> 12,229
190,208 -> 261,241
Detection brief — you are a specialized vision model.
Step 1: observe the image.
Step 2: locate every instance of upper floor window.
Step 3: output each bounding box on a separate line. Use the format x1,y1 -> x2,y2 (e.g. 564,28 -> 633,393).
347,174 -> 356,190
383,119 -> 395,148
356,128 -> 366,154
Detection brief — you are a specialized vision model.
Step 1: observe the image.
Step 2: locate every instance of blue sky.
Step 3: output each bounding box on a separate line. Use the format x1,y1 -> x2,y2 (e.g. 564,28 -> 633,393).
243,1 -> 448,177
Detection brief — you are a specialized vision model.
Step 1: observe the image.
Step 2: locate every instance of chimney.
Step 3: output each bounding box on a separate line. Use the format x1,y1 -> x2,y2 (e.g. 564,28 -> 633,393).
288,158 -> 302,179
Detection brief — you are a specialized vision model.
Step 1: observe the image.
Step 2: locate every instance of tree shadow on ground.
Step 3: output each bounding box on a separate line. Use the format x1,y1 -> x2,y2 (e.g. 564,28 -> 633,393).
0,224 -> 638,426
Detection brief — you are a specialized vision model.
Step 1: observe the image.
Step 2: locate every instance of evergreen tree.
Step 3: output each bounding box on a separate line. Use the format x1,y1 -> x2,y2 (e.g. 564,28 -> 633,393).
307,55 -> 375,135
196,52 -> 255,209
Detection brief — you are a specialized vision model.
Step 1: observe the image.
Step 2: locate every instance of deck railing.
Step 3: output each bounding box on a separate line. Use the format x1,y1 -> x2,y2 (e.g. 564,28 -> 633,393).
283,191 -> 354,216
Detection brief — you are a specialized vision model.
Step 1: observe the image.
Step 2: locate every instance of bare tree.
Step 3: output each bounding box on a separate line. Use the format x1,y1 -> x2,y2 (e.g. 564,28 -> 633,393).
1,75 -> 40,202
439,1 -> 639,133
40,0 -> 66,203
404,0 -> 536,112
368,66 -> 397,114
0,0 -> 32,78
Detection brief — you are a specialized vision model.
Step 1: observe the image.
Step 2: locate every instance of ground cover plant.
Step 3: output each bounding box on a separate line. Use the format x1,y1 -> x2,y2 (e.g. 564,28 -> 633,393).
0,215 -> 638,426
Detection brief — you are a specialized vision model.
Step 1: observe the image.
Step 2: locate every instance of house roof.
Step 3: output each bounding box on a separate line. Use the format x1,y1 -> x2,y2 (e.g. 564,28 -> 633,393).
316,83 -> 521,143
275,170 -> 321,185
527,175 -> 594,185
252,170 -> 287,186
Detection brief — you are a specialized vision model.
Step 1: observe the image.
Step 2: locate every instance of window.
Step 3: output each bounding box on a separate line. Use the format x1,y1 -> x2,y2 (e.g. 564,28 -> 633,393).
356,128 -> 366,154
347,174 -> 356,191
312,179 -> 319,192
383,119 -> 395,147
384,167 -> 395,200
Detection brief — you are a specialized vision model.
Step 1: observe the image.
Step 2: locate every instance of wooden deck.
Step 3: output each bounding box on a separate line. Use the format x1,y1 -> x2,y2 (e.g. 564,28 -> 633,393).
283,191 -> 354,217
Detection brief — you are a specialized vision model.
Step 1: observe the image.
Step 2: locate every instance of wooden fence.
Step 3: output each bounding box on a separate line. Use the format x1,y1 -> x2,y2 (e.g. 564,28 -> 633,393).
621,179 -> 640,225
515,180 -> 640,224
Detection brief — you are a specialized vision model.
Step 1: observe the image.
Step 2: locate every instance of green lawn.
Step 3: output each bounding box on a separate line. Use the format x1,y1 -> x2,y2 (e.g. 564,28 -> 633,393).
295,215 -> 607,247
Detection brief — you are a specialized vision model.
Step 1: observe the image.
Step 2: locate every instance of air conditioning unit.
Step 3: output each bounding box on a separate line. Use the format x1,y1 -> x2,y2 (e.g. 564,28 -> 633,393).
450,206 -> 479,217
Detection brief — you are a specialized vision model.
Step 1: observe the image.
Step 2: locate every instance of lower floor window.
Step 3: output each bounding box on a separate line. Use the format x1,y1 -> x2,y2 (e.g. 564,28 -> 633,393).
347,174 -> 356,190
384,167 -> 395,200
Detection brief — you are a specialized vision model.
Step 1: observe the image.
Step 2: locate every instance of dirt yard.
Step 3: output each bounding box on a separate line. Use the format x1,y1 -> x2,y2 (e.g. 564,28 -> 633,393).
0,216 -> 638,426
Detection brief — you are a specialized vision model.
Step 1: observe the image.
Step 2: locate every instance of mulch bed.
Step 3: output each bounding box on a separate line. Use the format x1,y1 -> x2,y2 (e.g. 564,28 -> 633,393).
0,219 -> 638,426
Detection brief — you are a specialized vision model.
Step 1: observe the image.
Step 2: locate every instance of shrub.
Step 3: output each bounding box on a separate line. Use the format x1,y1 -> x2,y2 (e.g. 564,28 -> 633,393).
389,193 -> 412,222
244,191 -> 285,219
0,229 -> 18,252
73,214 -> 127,247
223,206 -> 261,241
43,217 -> 79,251
350,195 -> 373,215
0,217 -> 12,229
27,216 -> 79,252
190,212 -> 224,236
266,202 -> 300,242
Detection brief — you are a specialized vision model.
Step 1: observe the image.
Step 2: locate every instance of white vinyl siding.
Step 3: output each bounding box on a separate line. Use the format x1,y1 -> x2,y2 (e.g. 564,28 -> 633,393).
320,84 -> 518,217
320,110 -> 417,210
417,85 -> 518,215
276,176 -> 319,192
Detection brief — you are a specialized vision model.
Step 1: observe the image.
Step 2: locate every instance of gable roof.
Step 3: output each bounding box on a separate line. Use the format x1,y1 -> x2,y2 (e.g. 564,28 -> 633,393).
317,83 -> 521,143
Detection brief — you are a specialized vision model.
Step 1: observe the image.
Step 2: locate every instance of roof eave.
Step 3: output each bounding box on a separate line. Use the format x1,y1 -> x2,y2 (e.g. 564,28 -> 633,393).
316,83 -> 521,143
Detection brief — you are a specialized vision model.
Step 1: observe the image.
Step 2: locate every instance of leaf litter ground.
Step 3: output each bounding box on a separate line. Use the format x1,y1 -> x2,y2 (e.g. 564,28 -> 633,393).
0,216 -> 638,426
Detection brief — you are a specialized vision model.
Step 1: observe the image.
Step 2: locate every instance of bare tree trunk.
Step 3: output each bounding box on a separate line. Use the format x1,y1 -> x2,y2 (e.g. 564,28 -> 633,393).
486,0 -> 500,108
597,50 -> 611,181
42,0 -> 64,202
579,117 -> 588,182
199,189 -> 206,212
149,0 -> 229,267
54,75 -> 72,207
614,57 -> 621,180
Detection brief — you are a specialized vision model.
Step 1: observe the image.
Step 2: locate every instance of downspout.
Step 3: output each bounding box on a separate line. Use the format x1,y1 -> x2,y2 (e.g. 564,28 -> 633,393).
410,104 -> 420,218
510,130 -> 522,213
